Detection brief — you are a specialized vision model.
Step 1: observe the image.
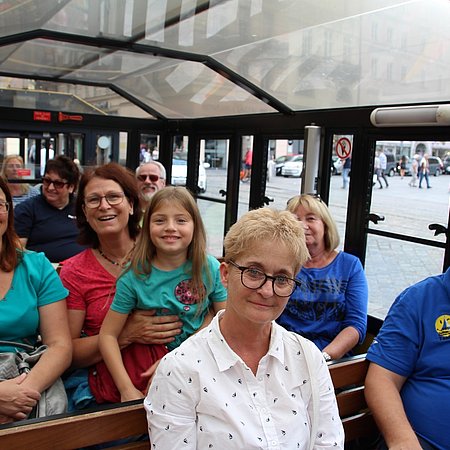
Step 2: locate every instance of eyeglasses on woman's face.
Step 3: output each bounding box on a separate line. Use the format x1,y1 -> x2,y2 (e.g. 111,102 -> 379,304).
0,200 -> 10,214
42,177 -> 69,190
228,260 -> 299,297
84,192 -> 125,209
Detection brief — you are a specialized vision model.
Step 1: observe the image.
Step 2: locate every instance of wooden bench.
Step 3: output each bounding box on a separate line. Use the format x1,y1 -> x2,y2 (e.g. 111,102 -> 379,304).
0,356 -> 378,449
0,401 -> 149,450
329,354 -> 379,446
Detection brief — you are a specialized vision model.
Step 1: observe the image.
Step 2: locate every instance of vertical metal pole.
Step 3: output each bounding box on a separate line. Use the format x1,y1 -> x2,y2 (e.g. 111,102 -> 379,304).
301,125 -> 322,194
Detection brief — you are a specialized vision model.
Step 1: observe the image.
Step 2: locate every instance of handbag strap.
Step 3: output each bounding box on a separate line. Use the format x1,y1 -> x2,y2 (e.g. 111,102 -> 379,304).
294,334 -> 319,450
0,340 -> 36,352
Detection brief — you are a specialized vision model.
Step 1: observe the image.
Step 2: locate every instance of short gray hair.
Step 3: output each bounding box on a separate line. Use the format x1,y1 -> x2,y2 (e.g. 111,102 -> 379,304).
136,161 -> 166,180
224,208 -> 309,274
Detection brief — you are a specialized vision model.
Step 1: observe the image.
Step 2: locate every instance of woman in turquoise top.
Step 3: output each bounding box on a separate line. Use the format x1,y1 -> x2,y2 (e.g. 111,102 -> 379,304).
99,187 -> 227,402
0,177 -> 72,423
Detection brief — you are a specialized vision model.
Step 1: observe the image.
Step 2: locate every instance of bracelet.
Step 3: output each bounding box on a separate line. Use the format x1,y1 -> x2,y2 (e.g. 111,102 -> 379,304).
322,351 -> 332,362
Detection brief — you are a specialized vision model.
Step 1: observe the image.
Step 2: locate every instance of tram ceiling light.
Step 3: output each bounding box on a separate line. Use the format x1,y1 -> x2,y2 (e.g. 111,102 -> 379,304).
370,104 -> 450,127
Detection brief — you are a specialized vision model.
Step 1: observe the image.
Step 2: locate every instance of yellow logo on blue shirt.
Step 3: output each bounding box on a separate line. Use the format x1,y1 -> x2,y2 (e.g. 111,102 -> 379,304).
435,315 -> 450,339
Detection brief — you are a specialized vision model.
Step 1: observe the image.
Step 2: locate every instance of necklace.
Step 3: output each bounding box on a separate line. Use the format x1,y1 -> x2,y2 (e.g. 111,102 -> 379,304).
98,245 -> 135,268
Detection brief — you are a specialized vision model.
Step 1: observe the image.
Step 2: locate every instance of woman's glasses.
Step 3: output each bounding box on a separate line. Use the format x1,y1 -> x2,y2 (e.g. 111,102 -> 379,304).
228,260 -> 299,297
84,192 -> 125,209
0,201 -> 10,213
136,174 -> 161,183
42,177 -> 69,190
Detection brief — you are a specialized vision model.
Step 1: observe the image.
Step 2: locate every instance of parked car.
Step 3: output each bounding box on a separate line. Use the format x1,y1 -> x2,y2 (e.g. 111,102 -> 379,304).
281,154 -> 303,177
426,156 -> 444,176
384,152 -> 397,177
443,155 -> 450,174
331,157 -> 344,175
274,154 -> 295,176
171,155 -> 209,192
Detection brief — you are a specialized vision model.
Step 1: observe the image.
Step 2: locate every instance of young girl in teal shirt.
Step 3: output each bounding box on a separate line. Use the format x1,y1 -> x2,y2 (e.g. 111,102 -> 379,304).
99,187 -> 226,402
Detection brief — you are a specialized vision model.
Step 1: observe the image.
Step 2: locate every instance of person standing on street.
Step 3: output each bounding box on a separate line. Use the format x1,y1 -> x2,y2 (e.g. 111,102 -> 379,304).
341,156 -> 351,189
409,155 -> 419,187
378,149 -> 389,189
419,154 -> 431,189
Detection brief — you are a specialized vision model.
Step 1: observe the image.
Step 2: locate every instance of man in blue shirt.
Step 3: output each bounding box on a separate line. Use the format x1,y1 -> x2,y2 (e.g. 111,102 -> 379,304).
365,268 -> 450,450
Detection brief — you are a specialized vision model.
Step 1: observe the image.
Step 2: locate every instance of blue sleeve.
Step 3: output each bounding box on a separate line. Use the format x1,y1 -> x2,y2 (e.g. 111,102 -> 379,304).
341,255 -> 368,344
366,288 -> 419,377
207,256 -> 227,303
14,197 -> 34,238
111,270 -> 138,314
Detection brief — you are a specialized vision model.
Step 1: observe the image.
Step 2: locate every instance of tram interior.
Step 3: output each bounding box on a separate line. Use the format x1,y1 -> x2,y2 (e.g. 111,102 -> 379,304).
0,0 -> 449,433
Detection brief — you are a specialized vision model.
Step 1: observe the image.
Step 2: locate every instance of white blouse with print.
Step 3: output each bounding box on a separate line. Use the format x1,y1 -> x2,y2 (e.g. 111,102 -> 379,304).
145,310 -> 344,449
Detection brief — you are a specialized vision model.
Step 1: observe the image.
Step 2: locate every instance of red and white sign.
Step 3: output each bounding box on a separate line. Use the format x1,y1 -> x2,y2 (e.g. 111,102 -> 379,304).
17,168 -> 31,177
335,137 -> 352,160
33,111 -> 51,122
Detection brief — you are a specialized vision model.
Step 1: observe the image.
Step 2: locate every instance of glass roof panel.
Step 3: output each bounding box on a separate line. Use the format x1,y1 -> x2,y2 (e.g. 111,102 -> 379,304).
0,76 -> 154,118
0,39 -> 110,79
115,60 -> 276,119
137,0 -> 406,55
0,0 -> 68,37
0,0 -> 449,119
211,0 -> 450,110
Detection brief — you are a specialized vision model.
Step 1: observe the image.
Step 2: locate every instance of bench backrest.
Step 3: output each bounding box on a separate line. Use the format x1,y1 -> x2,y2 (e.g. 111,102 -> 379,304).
0,402 -> 148,450
328,354 -> 378,443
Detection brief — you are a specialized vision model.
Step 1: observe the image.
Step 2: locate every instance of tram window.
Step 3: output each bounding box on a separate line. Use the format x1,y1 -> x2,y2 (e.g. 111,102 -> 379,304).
365,236 -> 444,319
140,133 -> 160,162
365,139 -> 449,319
328,134 -> 353,252
264,139 -> 304,212
119,132 -> 128,165
200,138 -> 228,201
198,198 -> 226,257
95,134 -> 112,165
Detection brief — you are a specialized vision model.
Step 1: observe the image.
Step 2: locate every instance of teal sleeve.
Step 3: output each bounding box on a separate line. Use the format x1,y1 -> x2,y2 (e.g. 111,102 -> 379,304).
26,252 -> 69,307
207,255 -> 227,302
111,270 -> 138,314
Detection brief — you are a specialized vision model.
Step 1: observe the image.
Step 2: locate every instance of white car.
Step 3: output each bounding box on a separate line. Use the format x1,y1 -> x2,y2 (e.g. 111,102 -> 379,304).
332,158 -> 344,175
171,157 -> 208,193
281,154 -> 303,177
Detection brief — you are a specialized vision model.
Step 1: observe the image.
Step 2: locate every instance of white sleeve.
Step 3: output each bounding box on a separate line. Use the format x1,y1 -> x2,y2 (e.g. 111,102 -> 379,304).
144,354 -> 199,450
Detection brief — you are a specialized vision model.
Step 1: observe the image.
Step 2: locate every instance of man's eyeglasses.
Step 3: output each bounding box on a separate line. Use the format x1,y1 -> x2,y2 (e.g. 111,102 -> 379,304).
84,192 -> 125,209
42,177 -> 69,190
228,260 -> 299,297
0,201 -> 10,213
136,174 -> 162,183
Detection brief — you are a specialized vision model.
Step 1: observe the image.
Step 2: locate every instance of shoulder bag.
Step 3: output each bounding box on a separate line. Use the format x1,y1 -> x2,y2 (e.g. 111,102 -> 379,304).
0,340 -> 68,419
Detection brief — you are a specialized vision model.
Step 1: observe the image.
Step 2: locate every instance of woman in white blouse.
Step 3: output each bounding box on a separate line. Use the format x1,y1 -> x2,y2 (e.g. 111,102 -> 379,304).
145,207 -> 344,449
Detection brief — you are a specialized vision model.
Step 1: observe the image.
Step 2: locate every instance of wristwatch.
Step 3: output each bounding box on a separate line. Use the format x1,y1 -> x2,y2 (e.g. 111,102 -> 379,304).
322,351 -> 332,362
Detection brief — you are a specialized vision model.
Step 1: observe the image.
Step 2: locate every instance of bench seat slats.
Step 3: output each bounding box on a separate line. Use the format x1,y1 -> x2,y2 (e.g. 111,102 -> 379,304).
336,386 -> 367,418
329,356 -> 370,389
342,413 -> 379,443
329,355 -> 378,444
